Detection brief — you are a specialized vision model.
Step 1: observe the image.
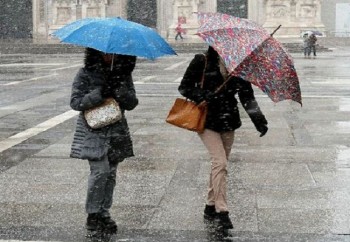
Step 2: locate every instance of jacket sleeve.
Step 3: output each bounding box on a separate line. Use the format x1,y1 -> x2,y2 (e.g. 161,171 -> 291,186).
70,69 -> 104,111
113,75 -> 138,111
178,54 -> 211,103
236,78 -> 268,128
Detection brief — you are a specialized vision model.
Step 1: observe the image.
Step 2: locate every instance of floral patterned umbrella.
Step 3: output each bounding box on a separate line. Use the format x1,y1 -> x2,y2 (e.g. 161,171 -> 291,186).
196,12 -> 302,105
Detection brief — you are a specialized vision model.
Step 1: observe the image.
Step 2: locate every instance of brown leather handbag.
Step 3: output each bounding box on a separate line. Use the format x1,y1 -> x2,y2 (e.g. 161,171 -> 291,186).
166,55 -> 231,133
166,54 -> 208,132
166,98 -> 208,132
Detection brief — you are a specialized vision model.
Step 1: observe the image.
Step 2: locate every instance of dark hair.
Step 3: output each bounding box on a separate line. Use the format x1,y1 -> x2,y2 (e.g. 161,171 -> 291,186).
84,48 -> 137,73
84,48 -> 104,70
112,54 -> 137,73
206,46 -> 219,63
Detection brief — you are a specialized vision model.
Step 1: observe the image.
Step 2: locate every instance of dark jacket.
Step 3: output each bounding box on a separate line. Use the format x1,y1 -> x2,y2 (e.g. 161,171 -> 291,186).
70,49 -> 138,162
309,34 -> 317,46
178,53 -> 267,133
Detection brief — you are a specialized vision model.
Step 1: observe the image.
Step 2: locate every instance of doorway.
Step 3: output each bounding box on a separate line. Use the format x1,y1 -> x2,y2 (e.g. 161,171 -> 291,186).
217,0 -> 248,18
127,0 -> 157,28
0,0 -> 33,39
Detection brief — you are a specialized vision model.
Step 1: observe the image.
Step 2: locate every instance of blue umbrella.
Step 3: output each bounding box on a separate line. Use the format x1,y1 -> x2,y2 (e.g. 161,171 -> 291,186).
52,17 -> 177,60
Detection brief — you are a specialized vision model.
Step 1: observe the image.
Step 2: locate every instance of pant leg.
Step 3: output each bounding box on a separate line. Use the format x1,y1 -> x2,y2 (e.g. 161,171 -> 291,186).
86,155 -> 114,214
304,47 -> 307,56
221,131 -> 235,160
199,129 -> 231,212
207,170 -> 215,206
100,162 -> 118,217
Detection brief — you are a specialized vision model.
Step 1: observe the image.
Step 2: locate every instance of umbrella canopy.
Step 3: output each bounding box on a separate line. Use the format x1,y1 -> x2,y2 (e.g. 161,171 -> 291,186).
301,30 -> 323,37
52,17 -> 177,60
196,12 -> 302,105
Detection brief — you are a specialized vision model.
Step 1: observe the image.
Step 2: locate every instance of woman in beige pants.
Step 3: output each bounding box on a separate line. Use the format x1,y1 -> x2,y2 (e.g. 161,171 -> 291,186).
178,46 -> 268,229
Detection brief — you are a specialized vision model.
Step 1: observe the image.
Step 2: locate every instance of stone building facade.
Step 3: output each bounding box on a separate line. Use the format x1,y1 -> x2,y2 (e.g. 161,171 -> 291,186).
2,1 -> 350,42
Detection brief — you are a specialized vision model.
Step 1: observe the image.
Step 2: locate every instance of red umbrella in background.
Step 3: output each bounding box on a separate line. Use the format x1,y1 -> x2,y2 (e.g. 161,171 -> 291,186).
196,12 -> 302,105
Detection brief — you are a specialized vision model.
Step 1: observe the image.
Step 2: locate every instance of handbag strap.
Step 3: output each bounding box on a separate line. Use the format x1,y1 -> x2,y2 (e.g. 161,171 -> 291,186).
200,54 -> 207,89
214,76 -> 231,94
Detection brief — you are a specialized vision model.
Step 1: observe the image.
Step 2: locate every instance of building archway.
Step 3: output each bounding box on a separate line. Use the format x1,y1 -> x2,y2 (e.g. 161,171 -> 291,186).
217,0 -> 248,18
127,0 -> 157,28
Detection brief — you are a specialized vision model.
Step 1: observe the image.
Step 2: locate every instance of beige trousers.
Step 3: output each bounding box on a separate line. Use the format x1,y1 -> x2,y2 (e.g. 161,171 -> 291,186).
199,129 -> 234,212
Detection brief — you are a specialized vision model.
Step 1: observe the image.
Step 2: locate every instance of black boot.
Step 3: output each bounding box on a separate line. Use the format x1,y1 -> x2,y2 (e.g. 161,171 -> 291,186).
86,213 -> 99,230
99,215 -> 118,233
216,211 -> 233,229
85,213 -> 101,238
204,204 -> 216,220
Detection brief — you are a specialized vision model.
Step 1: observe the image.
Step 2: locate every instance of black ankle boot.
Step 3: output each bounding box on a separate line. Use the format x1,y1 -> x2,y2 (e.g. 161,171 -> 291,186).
86,213 -> 100,231
99,215 -> 118,233
216,211 -> 233,229
204,204 -> 216,220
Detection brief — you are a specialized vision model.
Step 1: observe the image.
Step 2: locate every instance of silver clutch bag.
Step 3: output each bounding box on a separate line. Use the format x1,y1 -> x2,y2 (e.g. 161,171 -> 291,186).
84,98 -> 122,129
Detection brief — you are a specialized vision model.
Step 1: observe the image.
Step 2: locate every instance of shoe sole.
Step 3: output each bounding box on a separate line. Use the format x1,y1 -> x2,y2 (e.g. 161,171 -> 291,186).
102,225 -> 117,234
216,223 -> 234,230
85,229 -> 101,238
214,218 -> 233,230
204,214 -> 216,220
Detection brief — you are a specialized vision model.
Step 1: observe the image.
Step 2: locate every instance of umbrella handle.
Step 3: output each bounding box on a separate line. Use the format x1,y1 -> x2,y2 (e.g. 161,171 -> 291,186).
270,25 -> 282,37
110,54 -> 114,71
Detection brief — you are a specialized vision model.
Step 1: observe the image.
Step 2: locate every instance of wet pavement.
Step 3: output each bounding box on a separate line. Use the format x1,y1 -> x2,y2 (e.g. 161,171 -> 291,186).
0,47 -> 350,241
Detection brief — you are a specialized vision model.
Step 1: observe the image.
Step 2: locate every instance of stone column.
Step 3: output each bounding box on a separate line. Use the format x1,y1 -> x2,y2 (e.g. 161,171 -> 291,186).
32,0 -> 48,43
76,1 -> 82,19
248,0 -> 265,25
157,0 -> 172,37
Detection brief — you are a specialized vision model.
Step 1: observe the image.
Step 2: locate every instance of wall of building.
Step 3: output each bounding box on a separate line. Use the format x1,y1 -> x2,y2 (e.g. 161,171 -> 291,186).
26,0 -> 350,43
321,0 -> 350,36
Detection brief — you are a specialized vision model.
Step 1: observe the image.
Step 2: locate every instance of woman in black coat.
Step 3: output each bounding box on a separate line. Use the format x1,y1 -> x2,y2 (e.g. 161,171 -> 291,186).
178,46 -> 268,230
70,48 -> 138,235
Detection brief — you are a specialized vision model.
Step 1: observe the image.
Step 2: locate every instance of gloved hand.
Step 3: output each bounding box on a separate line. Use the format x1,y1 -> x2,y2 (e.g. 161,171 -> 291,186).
256,123 -> 268,137
114,84 -> 129,100
101,85 -> 114,98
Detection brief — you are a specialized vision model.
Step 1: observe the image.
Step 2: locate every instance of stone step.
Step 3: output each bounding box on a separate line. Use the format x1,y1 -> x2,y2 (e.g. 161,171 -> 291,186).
0,41 -> 332,55
0,43 -> 84,54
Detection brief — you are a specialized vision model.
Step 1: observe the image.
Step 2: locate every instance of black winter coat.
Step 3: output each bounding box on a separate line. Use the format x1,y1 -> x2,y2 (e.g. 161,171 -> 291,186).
70,51 -> 138,162
178,54 -> 267,133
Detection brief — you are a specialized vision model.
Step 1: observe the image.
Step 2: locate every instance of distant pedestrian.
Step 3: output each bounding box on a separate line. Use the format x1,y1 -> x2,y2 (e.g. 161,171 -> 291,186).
302,33 -> 309,57
308,33 -> 317,57
178,46 -> 268,230
175,23 -> 184,41
69,48 -> 138,237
